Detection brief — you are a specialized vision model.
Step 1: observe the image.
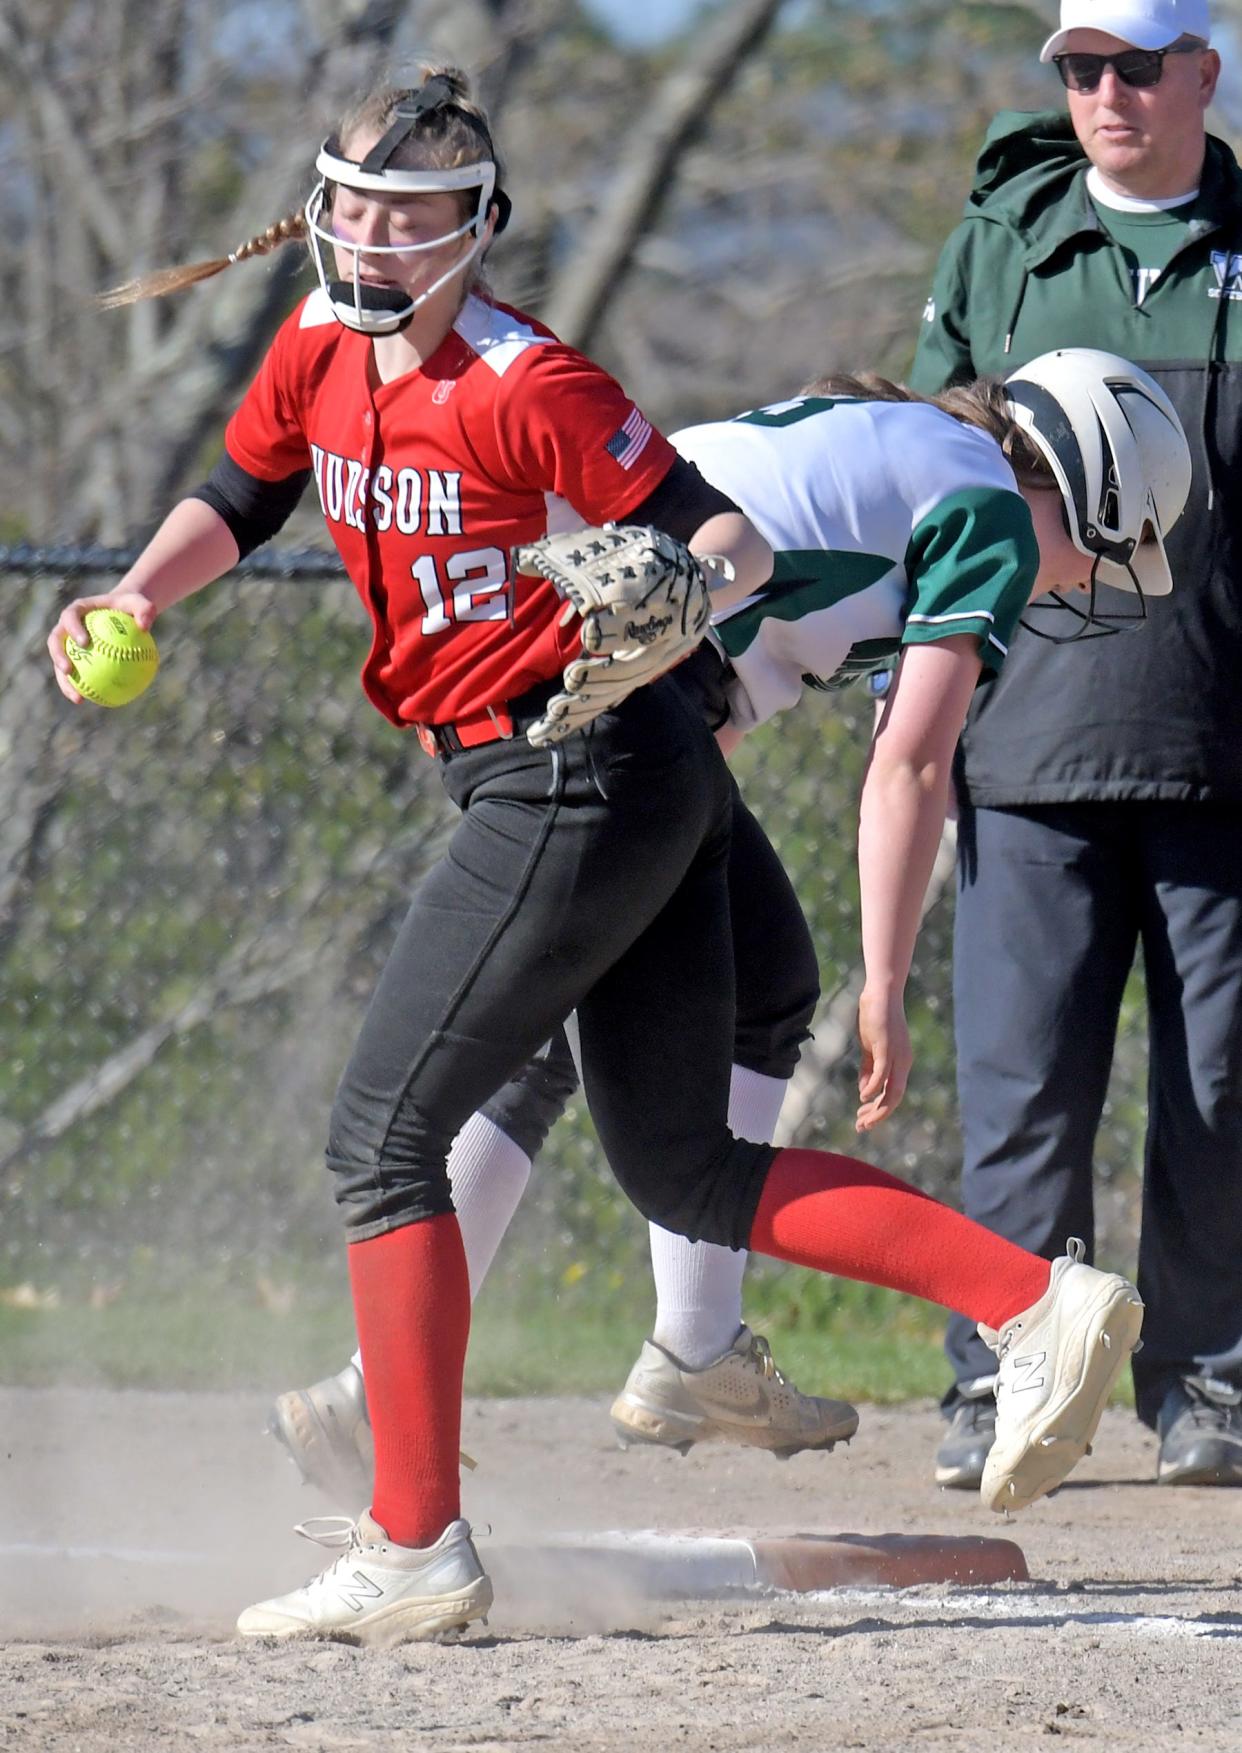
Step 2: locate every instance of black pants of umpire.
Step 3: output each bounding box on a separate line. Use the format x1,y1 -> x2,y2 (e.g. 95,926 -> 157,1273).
947,799 -> 1242,1427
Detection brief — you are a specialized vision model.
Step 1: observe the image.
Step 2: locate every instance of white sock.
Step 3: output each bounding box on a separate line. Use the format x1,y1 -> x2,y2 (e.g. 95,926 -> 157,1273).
349,1110 -> 532,1378
649,1064 -> 788,1370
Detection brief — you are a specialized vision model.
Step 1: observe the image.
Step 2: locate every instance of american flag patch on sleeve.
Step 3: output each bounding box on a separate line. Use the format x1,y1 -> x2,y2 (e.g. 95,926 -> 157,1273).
604,406 -> 653,470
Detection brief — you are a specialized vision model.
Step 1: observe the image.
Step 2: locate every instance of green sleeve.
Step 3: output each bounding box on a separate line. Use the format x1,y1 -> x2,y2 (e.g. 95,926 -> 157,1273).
902,487 -> 1037,673
907,222 -> 978,395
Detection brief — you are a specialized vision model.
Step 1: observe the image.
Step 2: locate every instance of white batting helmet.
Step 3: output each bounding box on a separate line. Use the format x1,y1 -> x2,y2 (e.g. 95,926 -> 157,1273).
1003,349 -> 1191,598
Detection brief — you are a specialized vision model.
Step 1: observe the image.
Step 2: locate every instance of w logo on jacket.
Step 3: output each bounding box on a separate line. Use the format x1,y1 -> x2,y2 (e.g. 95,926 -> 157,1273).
1208,250 -> 1242,300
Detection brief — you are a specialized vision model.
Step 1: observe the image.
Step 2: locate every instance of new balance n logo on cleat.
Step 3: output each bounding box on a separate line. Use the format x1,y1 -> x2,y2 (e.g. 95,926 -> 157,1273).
236,1512 -> 493,1647
1008,1351 -> 1047,1393
340,1569 -> 386,1613
980,1240 -> 1144,1513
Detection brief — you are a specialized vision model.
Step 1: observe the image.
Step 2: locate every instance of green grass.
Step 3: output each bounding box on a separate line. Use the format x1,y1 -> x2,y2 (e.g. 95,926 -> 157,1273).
0,1271 -> 1135,1407
0,1294 -> 659,1396
0,1291 -> 359,1393
0,1272 -> 947,1400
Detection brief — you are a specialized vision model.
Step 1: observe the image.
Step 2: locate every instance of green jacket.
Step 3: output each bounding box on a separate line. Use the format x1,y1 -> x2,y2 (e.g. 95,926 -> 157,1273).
910,110 -> 1242,804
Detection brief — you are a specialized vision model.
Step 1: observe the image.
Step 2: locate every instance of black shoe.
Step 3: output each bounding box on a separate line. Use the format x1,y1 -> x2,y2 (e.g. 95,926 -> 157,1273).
1156,1376 -> 1242,1486
933,1380 -> 997,1489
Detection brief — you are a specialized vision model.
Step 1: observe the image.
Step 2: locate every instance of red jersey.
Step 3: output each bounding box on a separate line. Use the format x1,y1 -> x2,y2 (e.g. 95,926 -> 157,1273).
224,290 -> 678,726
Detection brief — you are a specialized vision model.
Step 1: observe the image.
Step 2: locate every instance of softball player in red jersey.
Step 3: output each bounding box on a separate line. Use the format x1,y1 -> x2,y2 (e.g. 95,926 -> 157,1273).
272,352 -> 1190,1503
50,68 -> 1146,1645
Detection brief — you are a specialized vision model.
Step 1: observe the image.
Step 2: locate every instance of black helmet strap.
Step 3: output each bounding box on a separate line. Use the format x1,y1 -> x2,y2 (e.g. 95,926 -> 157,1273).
360,78 -> 459,174
355,78 -> 510,234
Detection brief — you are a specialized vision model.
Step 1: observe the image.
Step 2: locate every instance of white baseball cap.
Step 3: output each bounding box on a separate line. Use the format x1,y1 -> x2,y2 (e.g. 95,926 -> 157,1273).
1040,0 -> 1211,62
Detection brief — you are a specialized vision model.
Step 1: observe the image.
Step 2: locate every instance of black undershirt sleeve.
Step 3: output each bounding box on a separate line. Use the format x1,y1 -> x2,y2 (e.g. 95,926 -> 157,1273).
190,451 -> 734,560
189,452 -> 312,560
627,455 -> 742,543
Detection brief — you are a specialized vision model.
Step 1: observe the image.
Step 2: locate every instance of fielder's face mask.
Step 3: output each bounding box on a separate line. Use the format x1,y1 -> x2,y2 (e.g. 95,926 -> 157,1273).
304,77 -> 512,336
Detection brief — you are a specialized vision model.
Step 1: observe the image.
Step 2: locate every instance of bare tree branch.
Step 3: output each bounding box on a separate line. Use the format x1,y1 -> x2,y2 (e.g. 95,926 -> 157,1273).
544,0 -> 788,351
59,0 -> 416,528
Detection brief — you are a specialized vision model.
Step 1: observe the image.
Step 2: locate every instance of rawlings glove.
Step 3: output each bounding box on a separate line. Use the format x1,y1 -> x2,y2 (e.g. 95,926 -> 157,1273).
513,524 -> 714,747
523,645 -> 686,747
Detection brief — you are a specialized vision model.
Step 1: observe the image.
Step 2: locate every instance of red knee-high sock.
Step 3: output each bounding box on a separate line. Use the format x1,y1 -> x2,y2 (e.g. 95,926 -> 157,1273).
750,1148 -> 1050,1330
347,1212 -> 469,1548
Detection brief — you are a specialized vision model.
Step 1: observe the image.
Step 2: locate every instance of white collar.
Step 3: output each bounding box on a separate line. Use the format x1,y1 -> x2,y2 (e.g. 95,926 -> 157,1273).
1086,167 -> 1199,213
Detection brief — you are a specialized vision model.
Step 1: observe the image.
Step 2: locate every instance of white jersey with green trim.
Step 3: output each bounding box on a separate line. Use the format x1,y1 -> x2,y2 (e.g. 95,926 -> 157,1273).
671,395 -> 1038,734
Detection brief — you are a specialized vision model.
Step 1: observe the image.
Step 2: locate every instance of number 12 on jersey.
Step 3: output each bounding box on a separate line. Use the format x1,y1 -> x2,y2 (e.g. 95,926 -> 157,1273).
411,548 -> 511,634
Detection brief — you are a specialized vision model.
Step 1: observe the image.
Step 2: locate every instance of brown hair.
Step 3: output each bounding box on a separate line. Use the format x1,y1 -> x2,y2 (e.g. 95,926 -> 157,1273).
332,66 -> 503,206
799,370 -> 1055,493
98,64 -> 499,309
98,213 -> 308,308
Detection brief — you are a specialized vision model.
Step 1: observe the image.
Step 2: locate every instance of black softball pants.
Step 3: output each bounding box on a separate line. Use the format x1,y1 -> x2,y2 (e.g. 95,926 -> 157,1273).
947,799 -> 1242,1425
326,677 -> 776,1248
479,781 -> 821,1158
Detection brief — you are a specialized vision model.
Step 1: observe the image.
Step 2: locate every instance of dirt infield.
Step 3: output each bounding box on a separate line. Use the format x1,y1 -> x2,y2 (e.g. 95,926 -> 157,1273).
1,1387 -> 1239,1750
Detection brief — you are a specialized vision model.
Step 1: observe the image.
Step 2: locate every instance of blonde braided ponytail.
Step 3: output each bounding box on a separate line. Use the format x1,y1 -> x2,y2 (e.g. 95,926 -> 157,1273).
97,211 -> 308,309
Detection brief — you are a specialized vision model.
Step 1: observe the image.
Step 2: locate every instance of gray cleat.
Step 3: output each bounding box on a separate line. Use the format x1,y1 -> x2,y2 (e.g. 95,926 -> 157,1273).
1156,1376 -> 1242,1486
610,1326 -> 859,1458
934,1378 -> 997,1490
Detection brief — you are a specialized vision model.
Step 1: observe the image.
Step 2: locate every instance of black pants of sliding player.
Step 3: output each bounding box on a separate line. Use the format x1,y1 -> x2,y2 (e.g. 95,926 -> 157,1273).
480,779 -> 820,1158
326,677 -> 776,1247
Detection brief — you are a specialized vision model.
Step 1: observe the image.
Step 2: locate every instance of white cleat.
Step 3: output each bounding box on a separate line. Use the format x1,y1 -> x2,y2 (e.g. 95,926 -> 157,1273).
269,1362 -> 373,1503
269,1363 -> 476,1504
610,1326 -> 859,1458
236,1510 -> 493,1648
980,1239 -> 1144,1513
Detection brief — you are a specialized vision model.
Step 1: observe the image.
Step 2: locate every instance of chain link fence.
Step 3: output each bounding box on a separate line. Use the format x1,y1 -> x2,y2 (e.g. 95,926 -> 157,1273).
1,549 -> 1149,1304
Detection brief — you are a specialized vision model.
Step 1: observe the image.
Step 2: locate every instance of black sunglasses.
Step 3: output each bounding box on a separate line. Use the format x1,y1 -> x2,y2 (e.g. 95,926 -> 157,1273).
1053,40 -> 1205,93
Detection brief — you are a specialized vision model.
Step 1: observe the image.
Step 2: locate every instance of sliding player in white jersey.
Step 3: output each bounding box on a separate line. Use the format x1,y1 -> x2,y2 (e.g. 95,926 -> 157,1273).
272,352 -> 1190,1502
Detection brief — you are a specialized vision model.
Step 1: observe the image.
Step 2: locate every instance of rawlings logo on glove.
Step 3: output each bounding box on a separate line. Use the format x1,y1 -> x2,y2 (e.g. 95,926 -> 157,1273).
512,524 -> 713,748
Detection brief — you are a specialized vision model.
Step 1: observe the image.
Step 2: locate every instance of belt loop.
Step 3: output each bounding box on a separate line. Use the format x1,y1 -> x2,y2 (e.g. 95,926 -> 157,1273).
487,704 -> 514,741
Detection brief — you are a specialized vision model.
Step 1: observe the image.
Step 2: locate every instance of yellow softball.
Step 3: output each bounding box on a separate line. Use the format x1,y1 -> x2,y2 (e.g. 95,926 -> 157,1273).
64,608 -> 159,707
